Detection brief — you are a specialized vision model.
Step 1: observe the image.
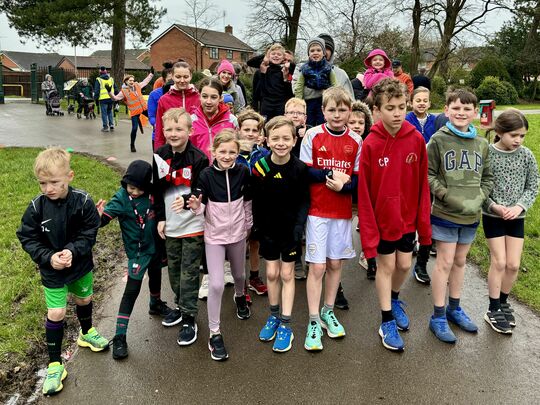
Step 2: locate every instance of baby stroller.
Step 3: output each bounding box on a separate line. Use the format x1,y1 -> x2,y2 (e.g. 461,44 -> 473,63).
78,96 -> 96,119
45,90 -> 64,116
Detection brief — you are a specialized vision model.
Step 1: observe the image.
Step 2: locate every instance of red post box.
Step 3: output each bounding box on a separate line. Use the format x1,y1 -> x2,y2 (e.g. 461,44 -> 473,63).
479,99 -> 496,128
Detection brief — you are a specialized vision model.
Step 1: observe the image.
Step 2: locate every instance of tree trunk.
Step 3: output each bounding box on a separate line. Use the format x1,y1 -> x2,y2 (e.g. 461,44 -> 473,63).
428,4 -> 459,78
286,0 -> 302,52
111,0 -> 126,88
410,0 -> 421,74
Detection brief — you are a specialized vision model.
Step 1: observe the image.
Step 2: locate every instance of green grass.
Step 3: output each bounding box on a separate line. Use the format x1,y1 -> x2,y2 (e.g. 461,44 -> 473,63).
469,116 -> 540,312
0,148 -> 121,359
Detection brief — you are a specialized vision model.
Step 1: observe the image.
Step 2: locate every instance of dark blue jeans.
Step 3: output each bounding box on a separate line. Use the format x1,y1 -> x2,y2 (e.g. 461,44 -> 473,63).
306,97 -> 325,127
100,100 -> 114,128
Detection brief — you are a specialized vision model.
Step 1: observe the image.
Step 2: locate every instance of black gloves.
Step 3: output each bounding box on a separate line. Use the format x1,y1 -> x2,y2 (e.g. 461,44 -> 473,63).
104,84 -> 112,93
150,66 -> 155,75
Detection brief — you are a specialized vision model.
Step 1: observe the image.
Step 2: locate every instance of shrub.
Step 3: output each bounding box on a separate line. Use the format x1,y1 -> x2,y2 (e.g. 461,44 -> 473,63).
431,76 -> 446,96
476,76 -> 518,104
338,56 -> 364,79
470,55 -> 511,88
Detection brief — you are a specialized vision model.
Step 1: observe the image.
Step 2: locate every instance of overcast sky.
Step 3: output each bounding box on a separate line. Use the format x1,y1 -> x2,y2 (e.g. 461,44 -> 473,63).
0,0 -> 512,56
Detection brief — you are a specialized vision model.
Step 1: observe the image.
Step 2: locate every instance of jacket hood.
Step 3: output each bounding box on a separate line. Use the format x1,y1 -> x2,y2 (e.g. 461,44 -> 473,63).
370,119 -> 417,141
121,160 -> 152,192
168,84 -> 198,97
364,49 -> 392,69
99,73 -> 111,80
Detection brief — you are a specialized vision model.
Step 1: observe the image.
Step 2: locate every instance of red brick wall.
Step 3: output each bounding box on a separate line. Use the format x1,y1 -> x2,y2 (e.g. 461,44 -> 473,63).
150,27 -> 254,72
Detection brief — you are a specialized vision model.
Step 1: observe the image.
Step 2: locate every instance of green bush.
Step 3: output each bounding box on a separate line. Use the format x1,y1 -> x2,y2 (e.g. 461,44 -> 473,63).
523,80 -> 540,101
470,55 -> 511,89
338,56 -> 364,79
431,76 -> 446,96
476,76 -> 518,104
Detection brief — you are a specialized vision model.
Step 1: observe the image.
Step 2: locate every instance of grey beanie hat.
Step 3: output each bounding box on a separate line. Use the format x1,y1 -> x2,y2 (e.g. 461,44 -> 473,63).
307,37 -> 326,55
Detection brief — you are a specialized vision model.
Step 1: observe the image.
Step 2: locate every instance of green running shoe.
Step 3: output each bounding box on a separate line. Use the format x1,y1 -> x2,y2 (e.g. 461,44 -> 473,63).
77,327 -> 109,352
320,309 -> 346,338
304,321 -> 323,351
42,362 -> 67,395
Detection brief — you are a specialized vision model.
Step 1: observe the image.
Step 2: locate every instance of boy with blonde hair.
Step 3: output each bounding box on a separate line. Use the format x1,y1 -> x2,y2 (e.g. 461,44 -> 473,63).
17,147 -> 107,395
300,87 -> 362,351
153,108 -> 209,345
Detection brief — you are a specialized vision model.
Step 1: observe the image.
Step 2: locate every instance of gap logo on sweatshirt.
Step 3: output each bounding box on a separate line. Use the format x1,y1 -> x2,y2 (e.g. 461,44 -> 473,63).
444,150 -> 483,173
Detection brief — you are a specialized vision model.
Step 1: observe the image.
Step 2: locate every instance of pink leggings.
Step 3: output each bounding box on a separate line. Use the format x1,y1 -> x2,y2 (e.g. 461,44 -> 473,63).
206,239 -> 246,332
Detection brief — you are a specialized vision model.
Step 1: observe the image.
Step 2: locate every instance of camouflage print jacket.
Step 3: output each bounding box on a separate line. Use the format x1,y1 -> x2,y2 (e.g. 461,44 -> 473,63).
427,126 -> 493,225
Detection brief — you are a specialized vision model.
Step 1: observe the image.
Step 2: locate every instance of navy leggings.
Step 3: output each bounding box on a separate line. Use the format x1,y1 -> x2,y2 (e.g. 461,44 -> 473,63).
130,110 -> 149,147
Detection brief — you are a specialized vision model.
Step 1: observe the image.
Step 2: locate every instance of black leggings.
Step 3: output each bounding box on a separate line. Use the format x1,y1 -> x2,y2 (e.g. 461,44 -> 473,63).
130,110 -> 149,146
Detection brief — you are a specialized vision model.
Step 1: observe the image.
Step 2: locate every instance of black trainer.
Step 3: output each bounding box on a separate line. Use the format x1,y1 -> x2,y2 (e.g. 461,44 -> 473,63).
208,333 -> 229,361
112,334 -> 128,359
177,315 -> 198,346
235,295 -> 251,320
334,284 -> 349,310
414,262 -> 431,285
149,299 -> 173,317
162,308 -> 182,327
484,310 -> 512,334
366,258 -> 377,281
500,302 -> 516,327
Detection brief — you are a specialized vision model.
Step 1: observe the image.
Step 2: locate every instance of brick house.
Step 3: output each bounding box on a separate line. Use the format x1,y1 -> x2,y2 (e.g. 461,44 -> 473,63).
0,51 -> 63,71
148,24 -> 255,71
57,55 -> 149,78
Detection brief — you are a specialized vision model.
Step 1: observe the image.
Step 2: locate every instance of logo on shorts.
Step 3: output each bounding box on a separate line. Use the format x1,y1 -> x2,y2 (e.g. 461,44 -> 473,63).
274,172 -> 282,179
406,153 -> 418,164
343,247 -> 354,256
307,243 -> 317,256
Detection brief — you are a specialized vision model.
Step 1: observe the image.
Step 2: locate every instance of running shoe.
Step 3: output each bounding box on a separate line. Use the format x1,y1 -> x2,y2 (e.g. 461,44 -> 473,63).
379,320 -> 404,351
148,299 -> 173,316
42,362 -> 67,395
224,262 -> 234,286
446,306 -> 478,333
112,334 -> 128,359
248,276 -> 268,295
273,324 -> 294,353
358,251 -> 368,270
429,316 -> 457,343
208,333 -> 229,361
198,274 -> 209,300
304,321 -> 323,351
294,260 -> 306,279
500,302 -> 516,327
320,309 -> 346,338
259,315 -> 280,341
177,315 -> 198,346
413,261 -> 431,285
162,308 -> 182,327
235,294 -> 251,320
484,310 -> 512,334
334,286 -> 349,310
391,299 -> 410,331
77,327 -> 109,352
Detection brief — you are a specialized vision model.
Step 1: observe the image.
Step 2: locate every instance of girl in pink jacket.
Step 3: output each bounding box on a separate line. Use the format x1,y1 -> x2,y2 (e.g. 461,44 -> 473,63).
188,129 -> 252,361
154,61 -> 201,151
363,49 -> 394,92
190,78 -> 238,162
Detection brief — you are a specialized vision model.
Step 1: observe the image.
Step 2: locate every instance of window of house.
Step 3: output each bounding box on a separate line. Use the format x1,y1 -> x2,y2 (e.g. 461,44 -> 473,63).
226,49 -> 233,59
210,47 -> 219,59
241,52 -> 248,62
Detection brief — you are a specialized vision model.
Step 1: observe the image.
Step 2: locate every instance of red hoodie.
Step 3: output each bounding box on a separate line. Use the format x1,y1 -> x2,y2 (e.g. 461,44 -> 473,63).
153,85 -> 201,151
357,120 -> 431,259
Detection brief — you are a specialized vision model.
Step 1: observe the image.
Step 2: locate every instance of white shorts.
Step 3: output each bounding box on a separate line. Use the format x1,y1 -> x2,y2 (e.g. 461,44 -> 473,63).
305,216 -> 356,264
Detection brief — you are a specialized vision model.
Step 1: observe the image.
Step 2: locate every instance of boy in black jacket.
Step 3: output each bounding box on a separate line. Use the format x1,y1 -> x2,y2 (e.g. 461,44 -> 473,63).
17,147 -> 107,396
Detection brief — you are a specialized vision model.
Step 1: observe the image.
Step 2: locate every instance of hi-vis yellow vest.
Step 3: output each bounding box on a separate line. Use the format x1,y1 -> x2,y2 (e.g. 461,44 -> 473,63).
97,77 -> 114,100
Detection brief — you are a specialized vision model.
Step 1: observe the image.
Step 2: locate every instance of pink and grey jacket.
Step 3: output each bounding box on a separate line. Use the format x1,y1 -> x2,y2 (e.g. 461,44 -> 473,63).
192,162 -> 252,245
363,49 -> 394,90
190,103 -> 238,162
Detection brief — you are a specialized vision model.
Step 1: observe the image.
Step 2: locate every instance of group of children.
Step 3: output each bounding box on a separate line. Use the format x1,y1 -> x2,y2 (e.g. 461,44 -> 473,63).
18,53 -> 539,396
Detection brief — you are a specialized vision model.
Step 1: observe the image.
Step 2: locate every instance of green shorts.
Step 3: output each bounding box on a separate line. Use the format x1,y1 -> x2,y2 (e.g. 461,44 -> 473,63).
43,271 -> 94,309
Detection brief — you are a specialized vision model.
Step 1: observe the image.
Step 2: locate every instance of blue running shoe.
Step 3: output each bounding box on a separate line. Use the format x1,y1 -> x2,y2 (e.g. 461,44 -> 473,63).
391,299 -> 410,331
320,309 -> 346,338
379,320 -> 404,351
446,306 -> 478,333
259,315 -> 280,341
273,324 -> 294,352
304,321 -> 323,351
429,316 -> 457,343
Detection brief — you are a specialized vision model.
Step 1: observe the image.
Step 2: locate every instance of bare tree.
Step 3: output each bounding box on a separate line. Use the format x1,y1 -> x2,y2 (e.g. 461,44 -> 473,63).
422,0 -> 509,78
181,0 -> 220,70
245,0 -> 327,52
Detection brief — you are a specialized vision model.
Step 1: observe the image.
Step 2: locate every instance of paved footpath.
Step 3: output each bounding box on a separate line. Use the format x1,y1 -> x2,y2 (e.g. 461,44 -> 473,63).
2,103 -> 540,404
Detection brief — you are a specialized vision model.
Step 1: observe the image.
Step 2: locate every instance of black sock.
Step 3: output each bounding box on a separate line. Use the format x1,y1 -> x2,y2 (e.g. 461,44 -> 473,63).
45,318 -> 64,363
249,271 -> 259,280
448,296 -> 460,311
391,290 -> 399,300
489,297 -> 501,311
382,310 -> 393,323
270,304 -> 280,319
147,259 -> 162,302
116,277 -> 143,335
500,292 -> 509,304
76,302 -> 93,334
417,244 -> 431,264
433,305 -> 445,318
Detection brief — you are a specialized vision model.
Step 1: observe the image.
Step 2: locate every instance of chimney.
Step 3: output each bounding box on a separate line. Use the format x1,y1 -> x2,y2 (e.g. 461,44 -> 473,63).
225,25 -> 233,35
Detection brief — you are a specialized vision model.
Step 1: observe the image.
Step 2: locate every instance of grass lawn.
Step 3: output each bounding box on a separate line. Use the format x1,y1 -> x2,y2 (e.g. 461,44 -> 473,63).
469,115 -> 540,312
0,148 -> 122,392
